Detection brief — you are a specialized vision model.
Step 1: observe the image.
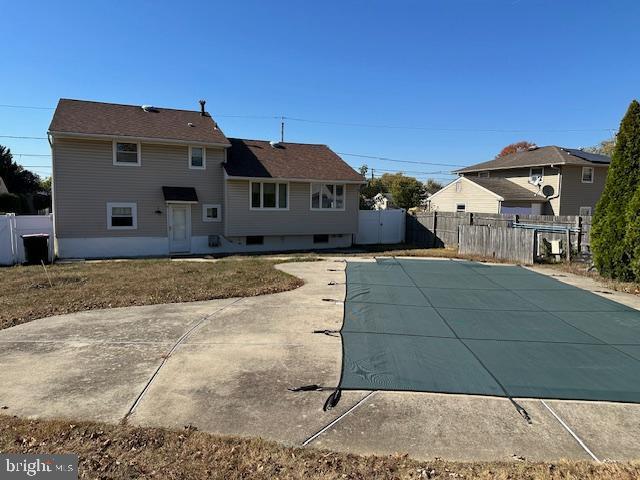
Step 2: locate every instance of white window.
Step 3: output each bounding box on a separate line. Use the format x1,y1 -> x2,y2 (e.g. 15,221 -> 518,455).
581,166 -> 594,183
113,141 -> 141,166
455,181 -> 462,192
310,183 -> 346,210
189,146 -> 206,169
250,182 -> 288,209
530,167 -> 544,183
202,204 -> 221,222
107,202 -> 137,230
579,206 -> 592,216
478,171 -> 490,178
456,203 -> 466,212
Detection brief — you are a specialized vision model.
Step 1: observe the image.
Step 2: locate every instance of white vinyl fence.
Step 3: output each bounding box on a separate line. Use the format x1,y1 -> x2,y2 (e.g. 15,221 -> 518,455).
0,214 -> 54,265
355,209 -> 406,245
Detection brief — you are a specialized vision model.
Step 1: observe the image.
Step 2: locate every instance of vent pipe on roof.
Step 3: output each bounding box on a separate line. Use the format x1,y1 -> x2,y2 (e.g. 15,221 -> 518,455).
199,99 -> 206,116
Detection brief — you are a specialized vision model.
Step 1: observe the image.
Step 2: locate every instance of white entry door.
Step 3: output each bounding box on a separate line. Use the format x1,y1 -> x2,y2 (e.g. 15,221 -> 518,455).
168,204 -> 191,253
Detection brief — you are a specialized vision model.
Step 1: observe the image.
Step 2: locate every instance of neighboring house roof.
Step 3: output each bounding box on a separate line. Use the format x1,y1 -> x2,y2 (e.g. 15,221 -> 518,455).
0,176 -> 8,194
49,99 -> 230,146
466,177 -> 547,202
224,138 -> 365,182
455,146 -> 611,174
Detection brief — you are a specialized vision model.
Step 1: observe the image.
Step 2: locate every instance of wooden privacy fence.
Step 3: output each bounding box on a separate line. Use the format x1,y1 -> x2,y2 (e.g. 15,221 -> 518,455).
406,211 -> 592,254
459,225 -> 535,264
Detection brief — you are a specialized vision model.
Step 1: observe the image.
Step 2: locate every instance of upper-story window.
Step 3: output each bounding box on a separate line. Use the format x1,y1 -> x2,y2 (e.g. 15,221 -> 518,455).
113,141 -> 141,166
529,167 -> 544,183
581,166 -> 594,183
250,182 -> 288,209
311,183 -> 345,210
189,146 -> 206,169
478,171 -> 490,178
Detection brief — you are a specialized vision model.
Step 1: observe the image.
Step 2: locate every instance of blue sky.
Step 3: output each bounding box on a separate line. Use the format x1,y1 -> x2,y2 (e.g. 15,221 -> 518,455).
1,0 -> 638,183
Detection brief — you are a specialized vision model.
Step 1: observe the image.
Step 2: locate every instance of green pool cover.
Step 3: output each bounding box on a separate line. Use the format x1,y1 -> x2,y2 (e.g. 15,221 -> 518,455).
337,258 -> 640,403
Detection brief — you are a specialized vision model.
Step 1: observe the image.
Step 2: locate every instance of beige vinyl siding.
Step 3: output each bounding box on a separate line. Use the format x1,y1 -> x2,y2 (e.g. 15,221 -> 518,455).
53,138 -> 225,238
225,180 -> 359,236
429,178 -> 500,213
485,167 -> 560,214
559,165 -> 608,215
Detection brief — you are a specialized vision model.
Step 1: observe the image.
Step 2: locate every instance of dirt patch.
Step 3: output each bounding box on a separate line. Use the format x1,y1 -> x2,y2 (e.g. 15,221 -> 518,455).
0,415 -> 638,479
0,258 -> 306,330
544,262 -> 640,297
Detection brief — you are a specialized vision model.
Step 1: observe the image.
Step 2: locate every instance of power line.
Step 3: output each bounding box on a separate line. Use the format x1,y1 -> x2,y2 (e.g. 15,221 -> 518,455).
11,153 -> 51,157
339,152 -> 465,168
0,135 -> 48,140
0,104 -> 54,110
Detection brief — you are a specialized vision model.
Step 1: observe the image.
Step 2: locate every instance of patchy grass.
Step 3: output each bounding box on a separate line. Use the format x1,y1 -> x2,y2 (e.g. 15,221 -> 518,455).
0,415 -> 638,480
0,258 -> 309,330
543,262 -> 640,297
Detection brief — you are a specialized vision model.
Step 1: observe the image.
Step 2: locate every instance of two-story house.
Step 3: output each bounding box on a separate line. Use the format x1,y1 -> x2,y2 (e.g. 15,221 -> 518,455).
427,145 -> 611,215
49,99 -> 364,259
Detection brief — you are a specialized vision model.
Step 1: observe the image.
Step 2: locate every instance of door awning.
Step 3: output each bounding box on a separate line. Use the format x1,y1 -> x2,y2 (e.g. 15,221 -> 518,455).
162,186 -> 198,203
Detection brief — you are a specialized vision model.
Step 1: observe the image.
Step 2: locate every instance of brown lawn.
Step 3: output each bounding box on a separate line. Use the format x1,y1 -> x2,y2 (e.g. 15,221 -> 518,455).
1,415 -> 638,480
0,258 -> 306,330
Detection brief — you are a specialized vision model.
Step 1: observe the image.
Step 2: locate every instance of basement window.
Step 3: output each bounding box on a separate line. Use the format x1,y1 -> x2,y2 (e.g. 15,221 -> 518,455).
246,236 -> 264,245
313,234 -> 329,244
107,202 -> 137,230
579,206 -> 592,216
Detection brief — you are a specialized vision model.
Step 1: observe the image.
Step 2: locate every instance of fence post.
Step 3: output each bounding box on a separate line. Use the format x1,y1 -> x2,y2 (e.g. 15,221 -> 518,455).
469,212 -> 474,226
566,227 -> 571,262
576,216 -> 582,254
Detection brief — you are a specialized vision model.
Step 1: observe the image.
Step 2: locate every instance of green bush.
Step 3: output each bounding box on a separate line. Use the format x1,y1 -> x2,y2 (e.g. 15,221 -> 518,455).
625,187 -> 640,280
591,100 -> 640,280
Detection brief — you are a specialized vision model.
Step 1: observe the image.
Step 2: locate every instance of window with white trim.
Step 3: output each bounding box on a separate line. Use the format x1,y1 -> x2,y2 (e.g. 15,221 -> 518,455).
189,146 -> 206,169
456,203 -> 466,212
250,182 -> 288,209
107,202 -> 137,230
310,183 -> 345,210
579,206 -> 592,216
529,167 -> 544,183
581,166 -> 594,183
202,204 -> 221,222
113,141 -> 141,166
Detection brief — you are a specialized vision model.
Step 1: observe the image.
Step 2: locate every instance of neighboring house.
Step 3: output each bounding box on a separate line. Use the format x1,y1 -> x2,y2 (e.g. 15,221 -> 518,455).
428,146 -> 610,215
48,99 -> 364,259
372,192 -> 395,210
0,176 -> 8,194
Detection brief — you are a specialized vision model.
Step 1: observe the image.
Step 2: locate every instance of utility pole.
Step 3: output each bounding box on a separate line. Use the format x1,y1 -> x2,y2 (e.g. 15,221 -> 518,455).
280,116 -> 284,143
371,168 -> 374,180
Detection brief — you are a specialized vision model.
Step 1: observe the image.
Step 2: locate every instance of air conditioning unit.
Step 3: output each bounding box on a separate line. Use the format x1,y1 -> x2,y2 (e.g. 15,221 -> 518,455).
208,235 -> 220,247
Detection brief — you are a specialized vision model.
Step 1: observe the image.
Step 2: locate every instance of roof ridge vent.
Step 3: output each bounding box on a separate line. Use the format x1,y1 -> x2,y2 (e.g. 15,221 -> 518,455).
141,105 -> 157,112
269,140 -> 283,148
527,144 -> 539,151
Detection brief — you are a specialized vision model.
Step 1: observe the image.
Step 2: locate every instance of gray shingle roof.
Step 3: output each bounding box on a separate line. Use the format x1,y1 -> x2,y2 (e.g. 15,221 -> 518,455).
456,146 -> 610,173
49,99 -> 230,146
465,177 -> 547,202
